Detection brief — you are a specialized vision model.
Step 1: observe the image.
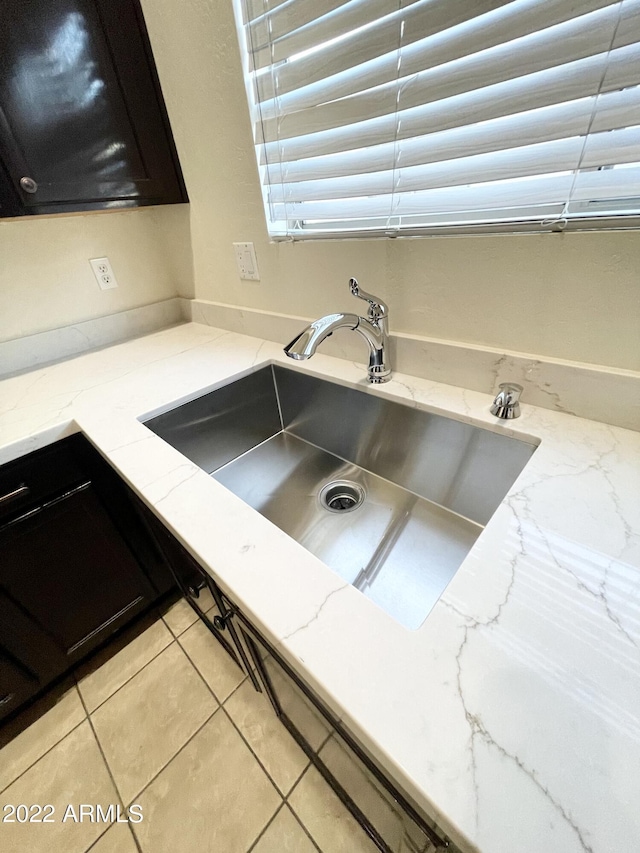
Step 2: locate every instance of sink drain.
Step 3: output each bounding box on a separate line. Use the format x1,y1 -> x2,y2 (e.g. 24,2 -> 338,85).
319,480 -> 365,513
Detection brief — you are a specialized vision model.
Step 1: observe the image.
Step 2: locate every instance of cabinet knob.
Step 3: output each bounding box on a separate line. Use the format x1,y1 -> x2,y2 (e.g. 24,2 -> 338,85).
213,609 -> 235,631
20,177 -> 38,194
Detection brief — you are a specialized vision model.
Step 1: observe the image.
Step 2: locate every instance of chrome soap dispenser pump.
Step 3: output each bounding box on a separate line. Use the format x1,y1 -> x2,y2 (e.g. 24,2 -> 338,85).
491,383 -> 523,419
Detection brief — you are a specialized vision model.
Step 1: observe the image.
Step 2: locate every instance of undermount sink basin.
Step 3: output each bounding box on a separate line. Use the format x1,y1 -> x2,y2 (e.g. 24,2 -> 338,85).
144,366 -> 536,629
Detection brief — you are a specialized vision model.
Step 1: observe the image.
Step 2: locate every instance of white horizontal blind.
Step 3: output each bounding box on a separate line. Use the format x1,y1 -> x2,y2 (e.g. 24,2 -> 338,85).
232,0 -> 640,238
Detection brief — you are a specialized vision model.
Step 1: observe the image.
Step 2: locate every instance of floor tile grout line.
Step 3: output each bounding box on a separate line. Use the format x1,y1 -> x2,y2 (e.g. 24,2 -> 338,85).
1,609 -> 202,789
161,598 -> 216,640
284,764 -> 374,853
177,629 -> 310,799
82,821 -> 143,853
318,729 -> 334,753
284,802 -> 325,853
94,634 -> 373,853
90,641 -> 219,811
219,703 -> 287,801
77,633 -> 176,716
283,762 -> 309,803
279,729 -> 333,806
7,604 -> 335,850
79,635 -> 237,825
243,800 -> 323,853
82,820 -> 133,853
245,801 -> 287,853
281,760 -> 311,800
122,706 -> 220,808
0,710 -> 87,797
77,686 -> 144,853
217,671 -> 250,705
162,615 -> 197,640
176,631 -> 248,707
126,821 -> 143,853
3,627 -> 360,853
210,668 -> 327,800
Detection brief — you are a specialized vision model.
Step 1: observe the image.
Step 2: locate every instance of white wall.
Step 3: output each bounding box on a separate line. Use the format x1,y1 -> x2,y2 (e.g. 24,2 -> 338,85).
1,1 -> 637,370
141,0 -> 640,372
0,205 -> 193,343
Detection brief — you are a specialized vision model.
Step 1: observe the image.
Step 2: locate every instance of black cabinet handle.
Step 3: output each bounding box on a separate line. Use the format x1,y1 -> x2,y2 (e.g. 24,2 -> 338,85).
0,693 -> 16,707
0,484 -> 30,507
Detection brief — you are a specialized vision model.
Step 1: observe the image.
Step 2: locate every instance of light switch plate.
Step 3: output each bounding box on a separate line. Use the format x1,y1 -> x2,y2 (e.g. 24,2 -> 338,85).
89,257 -> 119,290
233,242 -> 260,281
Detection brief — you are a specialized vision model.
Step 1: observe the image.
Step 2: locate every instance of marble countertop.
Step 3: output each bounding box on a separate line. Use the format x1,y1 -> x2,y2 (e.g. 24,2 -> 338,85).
1,322 -> 639,853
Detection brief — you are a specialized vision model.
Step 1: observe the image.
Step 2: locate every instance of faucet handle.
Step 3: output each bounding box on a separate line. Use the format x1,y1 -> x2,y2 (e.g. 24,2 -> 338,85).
348,277 -> 388,323
490,383 -> 523,419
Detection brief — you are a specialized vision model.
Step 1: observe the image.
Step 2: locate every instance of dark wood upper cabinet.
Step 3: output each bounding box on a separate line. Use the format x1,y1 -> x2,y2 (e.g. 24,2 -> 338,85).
0,0 -> 187,216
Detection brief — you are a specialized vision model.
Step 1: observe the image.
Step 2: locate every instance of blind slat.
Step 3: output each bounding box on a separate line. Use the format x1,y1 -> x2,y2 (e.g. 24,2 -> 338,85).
612,0 -> 640,47
253,0 -> 511,71
280,203 -> 574,235
232,0 -> 640,236
268,128 -> 640,203
265,88 -> 640,183
260,45 -> 639,155
568,166 -> 640,203
260,0 -> 620,103
250,0 -> 415,52
244,0 -> 289,23
272,168 -> 640,221
247,0 -> 351,50
260,7 -> 623,140
271,173 -> 578,220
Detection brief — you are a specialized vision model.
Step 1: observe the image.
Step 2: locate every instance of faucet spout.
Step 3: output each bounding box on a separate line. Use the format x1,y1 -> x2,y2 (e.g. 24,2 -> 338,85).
284,279 -> 391,383
283,313 -> 359,360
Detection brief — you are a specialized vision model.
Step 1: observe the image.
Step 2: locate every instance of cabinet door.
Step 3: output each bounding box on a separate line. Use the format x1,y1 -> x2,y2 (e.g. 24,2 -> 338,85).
0,649 -> 39,721
0,158 -> 20,216
134,498 -> 249,673
0,0 -> 186,215
0,483 -> 156,664
70,439 -> 176,598
242,622 -> 448,852
0,588 -> 66,722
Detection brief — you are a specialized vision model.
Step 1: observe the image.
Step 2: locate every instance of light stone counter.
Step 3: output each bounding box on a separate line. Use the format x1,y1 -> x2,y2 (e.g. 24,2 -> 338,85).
1,322 -> 639,853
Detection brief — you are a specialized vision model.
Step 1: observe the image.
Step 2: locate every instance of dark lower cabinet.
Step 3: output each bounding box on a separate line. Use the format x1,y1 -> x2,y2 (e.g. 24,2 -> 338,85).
0,159 -> 20,217
0,434 -> 175,722
1,485 -> 155,662
0,649 -> 38,719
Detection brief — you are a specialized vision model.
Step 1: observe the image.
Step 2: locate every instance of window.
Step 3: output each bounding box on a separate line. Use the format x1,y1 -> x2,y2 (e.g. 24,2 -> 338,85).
233,0 -> 640,239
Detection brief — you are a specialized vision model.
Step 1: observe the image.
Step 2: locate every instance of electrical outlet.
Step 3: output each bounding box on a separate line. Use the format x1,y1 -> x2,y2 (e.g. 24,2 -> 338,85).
89,257 -> 119,290
233,242 -> 260,281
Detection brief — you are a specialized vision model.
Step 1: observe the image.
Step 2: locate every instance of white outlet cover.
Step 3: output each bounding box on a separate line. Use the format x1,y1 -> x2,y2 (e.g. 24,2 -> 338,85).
89,257 -> 118,290
233,242 -> 260,281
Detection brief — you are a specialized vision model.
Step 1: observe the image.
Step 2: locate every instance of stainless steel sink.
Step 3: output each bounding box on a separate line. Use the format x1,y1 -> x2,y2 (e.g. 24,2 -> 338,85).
144,366 -> 536,629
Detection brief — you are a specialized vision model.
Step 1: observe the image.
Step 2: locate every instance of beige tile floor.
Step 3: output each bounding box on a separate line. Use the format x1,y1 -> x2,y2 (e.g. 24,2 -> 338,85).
0,599 -> 380,853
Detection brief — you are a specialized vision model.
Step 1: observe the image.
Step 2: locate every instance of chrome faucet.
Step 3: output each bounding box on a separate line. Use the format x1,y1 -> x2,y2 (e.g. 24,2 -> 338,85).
284,278 -> 391,383
490,383 -> 523,419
